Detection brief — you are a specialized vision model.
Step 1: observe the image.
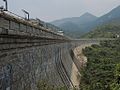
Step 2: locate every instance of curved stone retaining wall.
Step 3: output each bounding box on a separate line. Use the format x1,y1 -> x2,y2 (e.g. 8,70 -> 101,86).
0,11 -> 100,90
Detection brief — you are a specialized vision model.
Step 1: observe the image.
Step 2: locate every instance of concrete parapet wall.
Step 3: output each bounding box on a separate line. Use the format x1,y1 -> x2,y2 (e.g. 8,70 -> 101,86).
0,12 -> 68,40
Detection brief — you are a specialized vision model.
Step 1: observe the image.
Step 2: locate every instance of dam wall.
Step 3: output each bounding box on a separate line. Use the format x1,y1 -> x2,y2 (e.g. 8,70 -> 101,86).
0,11 -> 99,90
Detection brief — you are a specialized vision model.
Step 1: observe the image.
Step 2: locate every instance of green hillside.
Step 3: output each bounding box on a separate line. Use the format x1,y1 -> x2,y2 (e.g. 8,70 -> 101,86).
82,24 -> 120,38
80,39 -> 120,90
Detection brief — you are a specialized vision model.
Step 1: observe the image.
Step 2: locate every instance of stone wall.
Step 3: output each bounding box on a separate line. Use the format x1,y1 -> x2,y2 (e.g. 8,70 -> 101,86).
0,40 -> 99,90
0,43 -> 70,90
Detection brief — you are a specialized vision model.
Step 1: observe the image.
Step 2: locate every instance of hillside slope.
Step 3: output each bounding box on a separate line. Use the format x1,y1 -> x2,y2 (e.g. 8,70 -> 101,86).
81,39 -> 120,90
82,23 -> 120,38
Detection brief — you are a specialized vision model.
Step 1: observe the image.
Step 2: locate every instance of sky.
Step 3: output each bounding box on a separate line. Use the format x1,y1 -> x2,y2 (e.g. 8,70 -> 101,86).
0,0 -> 120,22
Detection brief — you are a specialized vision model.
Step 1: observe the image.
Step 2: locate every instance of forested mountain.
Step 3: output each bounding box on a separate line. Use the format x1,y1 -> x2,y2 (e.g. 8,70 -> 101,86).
51,5 -> 120,38
82,23 -> 120,38
95,6 -> 120,25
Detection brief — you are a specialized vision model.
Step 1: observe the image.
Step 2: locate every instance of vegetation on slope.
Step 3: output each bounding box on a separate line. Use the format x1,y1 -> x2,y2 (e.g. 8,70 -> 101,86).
82,24 -> 120,38
80,39 -> 120,90
37,80 -> 68,90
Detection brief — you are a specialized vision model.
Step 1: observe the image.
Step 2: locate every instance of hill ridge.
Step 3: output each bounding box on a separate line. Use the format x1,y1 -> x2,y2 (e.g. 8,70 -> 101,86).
50,5 -> 120,38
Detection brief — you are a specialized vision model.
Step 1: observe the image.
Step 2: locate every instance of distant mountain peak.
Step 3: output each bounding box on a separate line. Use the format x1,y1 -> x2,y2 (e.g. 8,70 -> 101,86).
80,12 -> 97,18
82,12 -> 93,15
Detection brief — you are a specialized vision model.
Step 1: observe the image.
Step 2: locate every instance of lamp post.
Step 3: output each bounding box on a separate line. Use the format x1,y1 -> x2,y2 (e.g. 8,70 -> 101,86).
3,0 -> 8,11
22,9 -> 30,20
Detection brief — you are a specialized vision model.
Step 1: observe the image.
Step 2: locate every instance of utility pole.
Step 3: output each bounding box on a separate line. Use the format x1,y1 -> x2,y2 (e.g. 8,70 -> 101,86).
3,0 -> 8,11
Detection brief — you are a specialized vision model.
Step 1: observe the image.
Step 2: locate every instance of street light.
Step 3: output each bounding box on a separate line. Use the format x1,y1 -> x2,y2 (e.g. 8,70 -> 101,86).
22,9 -> 30,20
3,0 -> 8,11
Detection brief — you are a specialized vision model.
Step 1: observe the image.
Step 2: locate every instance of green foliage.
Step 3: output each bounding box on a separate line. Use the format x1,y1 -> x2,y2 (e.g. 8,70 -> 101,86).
80,39 -> 120,90
37,80 -> 67,90
83,24 -> 120,38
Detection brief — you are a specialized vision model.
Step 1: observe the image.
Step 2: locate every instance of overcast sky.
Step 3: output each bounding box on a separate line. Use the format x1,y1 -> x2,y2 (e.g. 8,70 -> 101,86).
0,0 -> 120,22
